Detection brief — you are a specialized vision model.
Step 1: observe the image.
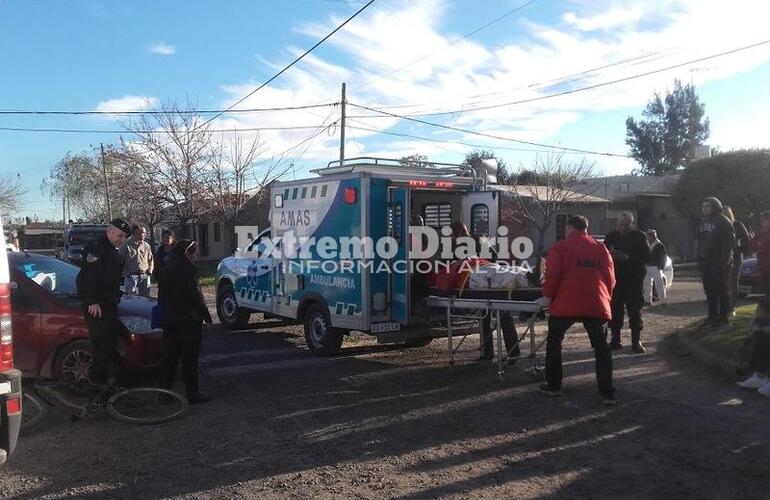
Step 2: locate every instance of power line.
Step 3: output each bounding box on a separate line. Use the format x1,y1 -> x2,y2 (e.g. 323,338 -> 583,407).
197,0 -> 376,130
348,122 -> 600,155
358,38 -> 770,118
0,123 -> 336,134
347,103 -> 629,157
0,102 -> 338,116
350,0 -> 538,93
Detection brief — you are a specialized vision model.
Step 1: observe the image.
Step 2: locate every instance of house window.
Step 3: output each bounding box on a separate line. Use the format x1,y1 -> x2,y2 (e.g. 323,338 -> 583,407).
555,213 -> 575,241
284,188 -> 289,199
423,203 -> 452,228
470,204 -> 489,237
301,186 -> 307,199
213,222 -> 221,242
310,185 -> 317,198
320,184 -> 328,197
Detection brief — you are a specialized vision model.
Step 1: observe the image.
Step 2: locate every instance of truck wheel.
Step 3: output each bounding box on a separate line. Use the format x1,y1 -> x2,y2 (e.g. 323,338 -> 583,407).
304,303 -> 343,356
217,283 -> 251,329
55,339 -> 94,383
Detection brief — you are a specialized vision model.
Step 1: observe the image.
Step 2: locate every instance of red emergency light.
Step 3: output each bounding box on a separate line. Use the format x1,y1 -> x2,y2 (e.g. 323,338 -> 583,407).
344,187 -> 357,204
408,180 -> 428,188
435,181 -> 455,188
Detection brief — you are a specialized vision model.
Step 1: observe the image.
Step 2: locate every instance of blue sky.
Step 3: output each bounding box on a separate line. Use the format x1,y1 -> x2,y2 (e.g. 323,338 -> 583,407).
2,0 -> 770,220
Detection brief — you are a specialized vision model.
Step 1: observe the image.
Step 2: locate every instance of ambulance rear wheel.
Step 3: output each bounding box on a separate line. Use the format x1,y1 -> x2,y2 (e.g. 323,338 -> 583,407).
217,283 -> 251,329
304,303 -> 343,356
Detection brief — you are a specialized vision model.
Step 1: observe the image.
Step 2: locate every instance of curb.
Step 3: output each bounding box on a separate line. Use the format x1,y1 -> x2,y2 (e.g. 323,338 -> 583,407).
673,330 -> 741,378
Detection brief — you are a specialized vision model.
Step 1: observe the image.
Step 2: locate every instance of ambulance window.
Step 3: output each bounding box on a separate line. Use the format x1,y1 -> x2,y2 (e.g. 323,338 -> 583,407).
310,186 -> 317,198
423,203 -> 452,228
284,188 -> 289,199
301,187 -> 307,199
470,204 -> 489,237
320,185 -> 328,197
292,188 -> 298,200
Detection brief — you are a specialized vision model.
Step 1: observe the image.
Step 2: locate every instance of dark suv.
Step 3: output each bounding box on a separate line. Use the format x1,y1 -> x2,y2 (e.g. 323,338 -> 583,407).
55,224 -> 108,266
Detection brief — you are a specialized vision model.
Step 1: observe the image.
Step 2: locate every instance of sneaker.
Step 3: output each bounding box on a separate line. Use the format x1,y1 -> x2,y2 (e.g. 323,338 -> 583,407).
758,381 -> 770,398
539,383 -> 561,396
631,343 -> 646,354
737,372 -> 769,389
602,397 -> 618,406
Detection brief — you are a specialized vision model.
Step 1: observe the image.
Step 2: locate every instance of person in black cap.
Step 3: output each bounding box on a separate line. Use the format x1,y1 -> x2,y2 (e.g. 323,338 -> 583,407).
158,240 -> 213,404
76,218 -> 132,384
698,197 -> 736,326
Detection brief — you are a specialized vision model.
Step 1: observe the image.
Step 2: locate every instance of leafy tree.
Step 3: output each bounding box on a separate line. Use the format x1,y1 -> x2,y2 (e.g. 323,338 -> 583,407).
672,149 -> 770,227
399,154 -> 434,168
626,79 -> 710,176
462,149 -> 511,183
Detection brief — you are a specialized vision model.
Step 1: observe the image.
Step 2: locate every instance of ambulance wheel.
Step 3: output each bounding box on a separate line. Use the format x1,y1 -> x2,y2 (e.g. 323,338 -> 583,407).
304,303 -> 343,356
217,283 -> 251,329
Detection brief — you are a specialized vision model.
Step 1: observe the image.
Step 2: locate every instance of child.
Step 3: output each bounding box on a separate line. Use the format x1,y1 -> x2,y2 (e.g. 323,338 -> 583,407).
736,297 -> 770,397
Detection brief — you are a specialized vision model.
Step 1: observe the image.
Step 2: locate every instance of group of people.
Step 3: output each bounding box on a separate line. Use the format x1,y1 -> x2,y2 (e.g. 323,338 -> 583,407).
75,218 -> 212,404
539,198 -> 770,403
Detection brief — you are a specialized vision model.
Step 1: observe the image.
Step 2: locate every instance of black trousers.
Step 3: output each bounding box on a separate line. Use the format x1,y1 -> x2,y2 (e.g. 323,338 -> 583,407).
729,256 -> 743,310
545,317 -> 614,399
700,262 -> 731,321
160,322 -> 203,397
609,283 -> 644,345
480,312 -> 519,359
83,305 -> 121,384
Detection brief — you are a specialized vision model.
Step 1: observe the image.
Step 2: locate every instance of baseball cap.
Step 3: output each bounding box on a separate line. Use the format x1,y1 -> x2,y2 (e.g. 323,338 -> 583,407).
110,218 -> 132,236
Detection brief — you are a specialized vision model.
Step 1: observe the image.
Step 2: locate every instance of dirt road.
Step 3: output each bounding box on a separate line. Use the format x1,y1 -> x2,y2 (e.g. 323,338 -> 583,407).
3,277 -> 769,499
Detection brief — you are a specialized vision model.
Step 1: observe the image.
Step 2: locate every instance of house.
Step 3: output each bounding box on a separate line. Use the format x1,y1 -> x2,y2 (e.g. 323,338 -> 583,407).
492,184 -> 611,258
571,174 -> 695,262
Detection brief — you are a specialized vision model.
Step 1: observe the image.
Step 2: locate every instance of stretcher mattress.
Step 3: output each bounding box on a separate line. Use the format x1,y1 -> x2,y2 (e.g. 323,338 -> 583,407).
427,286 -> 543,301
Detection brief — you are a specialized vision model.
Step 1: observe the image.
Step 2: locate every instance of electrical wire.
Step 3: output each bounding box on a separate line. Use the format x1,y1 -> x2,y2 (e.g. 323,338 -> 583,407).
0,124 -> 339,134
0,102 -> 338,116
347,103 -> 629,157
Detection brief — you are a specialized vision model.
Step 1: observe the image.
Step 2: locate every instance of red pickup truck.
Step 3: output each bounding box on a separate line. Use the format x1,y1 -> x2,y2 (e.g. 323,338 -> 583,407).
1,222 -> 22,464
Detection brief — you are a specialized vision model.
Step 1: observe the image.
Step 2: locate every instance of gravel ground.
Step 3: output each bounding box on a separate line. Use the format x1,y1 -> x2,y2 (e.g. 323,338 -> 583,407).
3,276 -> 770,499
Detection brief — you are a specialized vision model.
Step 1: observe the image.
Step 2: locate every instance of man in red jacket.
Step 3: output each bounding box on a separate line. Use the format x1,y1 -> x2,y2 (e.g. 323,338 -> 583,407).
538,215 -> 617,404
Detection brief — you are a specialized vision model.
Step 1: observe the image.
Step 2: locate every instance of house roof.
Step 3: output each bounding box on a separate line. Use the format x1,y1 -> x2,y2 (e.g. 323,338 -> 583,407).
491,184 -> 610,204
571,174 -> 681,201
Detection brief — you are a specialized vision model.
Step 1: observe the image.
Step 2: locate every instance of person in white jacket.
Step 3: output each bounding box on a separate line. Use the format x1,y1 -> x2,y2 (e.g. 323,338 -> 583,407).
644,230 -> 667,305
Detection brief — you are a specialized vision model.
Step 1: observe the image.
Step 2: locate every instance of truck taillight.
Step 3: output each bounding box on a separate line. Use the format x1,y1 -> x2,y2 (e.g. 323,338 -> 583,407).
0,283 -> 13,371
6,396 -> 20,415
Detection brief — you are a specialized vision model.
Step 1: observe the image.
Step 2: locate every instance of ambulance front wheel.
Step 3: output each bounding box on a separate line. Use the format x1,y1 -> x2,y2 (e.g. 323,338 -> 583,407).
217,283 -> 251,329
304,303 -> 343,356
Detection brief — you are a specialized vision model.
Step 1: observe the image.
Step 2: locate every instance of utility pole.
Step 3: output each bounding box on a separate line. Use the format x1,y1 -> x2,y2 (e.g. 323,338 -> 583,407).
62,196 -> 66,225
100,143 -> 113,220
339,82 -> 346,165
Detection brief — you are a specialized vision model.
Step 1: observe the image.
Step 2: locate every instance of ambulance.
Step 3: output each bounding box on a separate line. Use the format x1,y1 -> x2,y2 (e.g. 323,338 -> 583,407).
215,157 -> 512,356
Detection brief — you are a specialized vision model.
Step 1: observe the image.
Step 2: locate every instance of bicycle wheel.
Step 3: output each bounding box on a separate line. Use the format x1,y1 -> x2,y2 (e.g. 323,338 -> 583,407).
21,392 -> 47,432
106,388 -> 188,425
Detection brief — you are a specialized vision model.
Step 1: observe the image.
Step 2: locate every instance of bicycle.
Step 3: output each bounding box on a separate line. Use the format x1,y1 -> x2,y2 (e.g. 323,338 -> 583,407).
22,380 -> 188,428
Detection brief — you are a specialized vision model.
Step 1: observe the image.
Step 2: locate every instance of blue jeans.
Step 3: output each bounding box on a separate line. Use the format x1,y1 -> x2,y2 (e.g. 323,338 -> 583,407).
124,274 -> 151,297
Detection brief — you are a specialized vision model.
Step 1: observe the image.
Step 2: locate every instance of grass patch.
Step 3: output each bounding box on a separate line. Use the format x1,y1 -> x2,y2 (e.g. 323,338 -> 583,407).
196,261 -> 219,287
679,303 -> 757,361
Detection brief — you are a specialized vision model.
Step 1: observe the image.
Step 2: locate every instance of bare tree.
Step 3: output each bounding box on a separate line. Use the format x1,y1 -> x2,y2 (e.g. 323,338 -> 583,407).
115,99 -> 213,238
200,132 -> 289,249
501,153 -> 596,266
0,173 -> 26,216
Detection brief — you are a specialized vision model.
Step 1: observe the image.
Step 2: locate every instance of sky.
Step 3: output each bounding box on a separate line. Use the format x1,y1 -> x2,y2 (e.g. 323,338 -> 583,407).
2,0 -> 770,220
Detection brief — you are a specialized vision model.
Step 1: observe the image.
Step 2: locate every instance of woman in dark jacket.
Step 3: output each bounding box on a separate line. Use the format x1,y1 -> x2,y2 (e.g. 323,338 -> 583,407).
158,240 -> 212,404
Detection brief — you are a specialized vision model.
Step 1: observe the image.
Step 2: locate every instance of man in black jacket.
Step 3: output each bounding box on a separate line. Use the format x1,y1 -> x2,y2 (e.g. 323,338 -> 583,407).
76,218 -> 132,383
605,212 -> 650,353
698,197 -> 736,326
158,240 -> 213,404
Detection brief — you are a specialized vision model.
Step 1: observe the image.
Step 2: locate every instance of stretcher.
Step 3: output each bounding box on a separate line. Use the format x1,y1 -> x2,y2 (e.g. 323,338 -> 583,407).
426,285 -> 546,378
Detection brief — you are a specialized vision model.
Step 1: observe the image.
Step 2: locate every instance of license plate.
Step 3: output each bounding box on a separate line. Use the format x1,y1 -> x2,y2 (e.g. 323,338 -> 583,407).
371,321 -> 401,333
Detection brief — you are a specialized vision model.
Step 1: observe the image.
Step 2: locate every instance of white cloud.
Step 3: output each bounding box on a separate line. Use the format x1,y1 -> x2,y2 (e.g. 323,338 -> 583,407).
211,0 -> 770,176
149,42 -> 176,55
94,95 -> 158,113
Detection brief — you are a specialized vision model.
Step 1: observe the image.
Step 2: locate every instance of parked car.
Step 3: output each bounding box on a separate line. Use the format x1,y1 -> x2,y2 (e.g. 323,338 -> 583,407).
55,224 -> 108,266
739,256 -> 765,297
8,252 -> 163,382
0,219 -> 22,465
